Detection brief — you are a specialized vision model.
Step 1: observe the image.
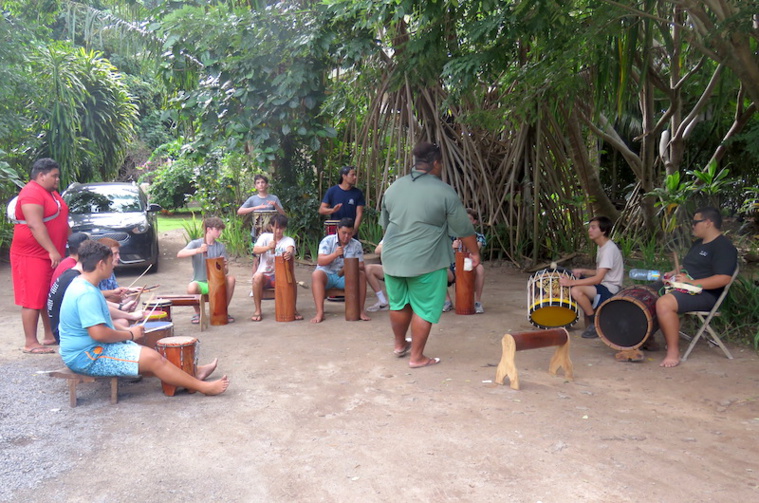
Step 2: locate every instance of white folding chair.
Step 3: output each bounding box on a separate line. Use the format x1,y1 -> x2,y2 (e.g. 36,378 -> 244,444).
680,266 -> 739,361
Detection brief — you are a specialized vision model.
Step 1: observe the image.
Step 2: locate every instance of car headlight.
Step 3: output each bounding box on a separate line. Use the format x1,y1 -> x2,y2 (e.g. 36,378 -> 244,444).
131,222 -> 149,234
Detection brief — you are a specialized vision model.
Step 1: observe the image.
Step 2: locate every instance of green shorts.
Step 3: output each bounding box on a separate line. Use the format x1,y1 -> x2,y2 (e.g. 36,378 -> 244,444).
384,268 -> 448,324
194,281 -> 209,295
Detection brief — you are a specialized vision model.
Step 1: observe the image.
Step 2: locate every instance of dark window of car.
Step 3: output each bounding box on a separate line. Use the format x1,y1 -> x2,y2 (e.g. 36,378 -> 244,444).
66,187 -> 145,214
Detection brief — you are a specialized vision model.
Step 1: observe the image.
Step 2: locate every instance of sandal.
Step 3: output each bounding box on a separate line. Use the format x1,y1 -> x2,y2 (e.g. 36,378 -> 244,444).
227,315 -> 235,323
191,314 -> 200,325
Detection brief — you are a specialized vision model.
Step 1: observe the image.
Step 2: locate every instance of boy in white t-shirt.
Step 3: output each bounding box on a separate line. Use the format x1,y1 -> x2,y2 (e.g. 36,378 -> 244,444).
250,214 -> 302,321
559,216 -> 624,338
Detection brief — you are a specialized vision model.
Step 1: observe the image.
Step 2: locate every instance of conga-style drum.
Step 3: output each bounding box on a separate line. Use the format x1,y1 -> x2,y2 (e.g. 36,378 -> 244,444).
527,269 -> 579,328
324,220 -> 340,236
143,299 -> 172,322
139,321 -> 174,349
155,336 -> 198,396
253,210 -> 278,236
595,286 -> 659,350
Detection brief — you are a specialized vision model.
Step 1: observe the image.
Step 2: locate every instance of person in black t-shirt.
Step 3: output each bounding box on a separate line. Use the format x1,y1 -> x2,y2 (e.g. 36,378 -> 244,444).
654,207 -> 738,368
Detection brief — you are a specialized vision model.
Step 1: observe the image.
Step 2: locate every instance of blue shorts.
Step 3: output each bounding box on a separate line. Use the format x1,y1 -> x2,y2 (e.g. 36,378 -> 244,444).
66,341 -> 142,377
593,284 -> 614,308
324,272 -> 346,290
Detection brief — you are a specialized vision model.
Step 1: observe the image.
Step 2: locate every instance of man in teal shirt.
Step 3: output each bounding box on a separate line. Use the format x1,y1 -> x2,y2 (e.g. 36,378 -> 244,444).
380,142 -> 481,368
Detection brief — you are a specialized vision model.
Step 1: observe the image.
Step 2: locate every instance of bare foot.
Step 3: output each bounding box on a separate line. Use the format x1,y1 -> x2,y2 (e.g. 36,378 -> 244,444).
202,375 -> 230,396
250,313 -> 262,322
310,313 -> 324,323
196,359 -> 218,380
41,338 -> 58,346
294,312 -> 303,321
660,355 -> 680,368
360,312 -> 371,321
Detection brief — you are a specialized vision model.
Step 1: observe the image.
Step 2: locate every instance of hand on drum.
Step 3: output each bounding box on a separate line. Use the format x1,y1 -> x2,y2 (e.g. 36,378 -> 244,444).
130,324 -> 146,342
558,276 -> 574,287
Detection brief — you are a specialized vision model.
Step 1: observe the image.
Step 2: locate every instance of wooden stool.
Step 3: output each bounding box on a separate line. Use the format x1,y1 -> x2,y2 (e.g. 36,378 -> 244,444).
49,367 -> 119,407
156,294 -> 209,331
494,328 -> 573,390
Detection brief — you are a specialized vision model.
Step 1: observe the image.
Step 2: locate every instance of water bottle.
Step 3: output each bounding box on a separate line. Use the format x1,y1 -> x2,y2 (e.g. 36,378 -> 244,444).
629,269 -> 661,281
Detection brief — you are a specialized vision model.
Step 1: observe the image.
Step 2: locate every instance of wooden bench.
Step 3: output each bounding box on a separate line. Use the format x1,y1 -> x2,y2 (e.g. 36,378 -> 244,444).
156,294 -> 209,331
495,328 -> 573,390
49,367 -> 119,407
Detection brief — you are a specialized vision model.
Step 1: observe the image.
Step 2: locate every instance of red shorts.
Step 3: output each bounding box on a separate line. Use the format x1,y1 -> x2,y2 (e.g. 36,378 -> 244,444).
11,253 -> 54,309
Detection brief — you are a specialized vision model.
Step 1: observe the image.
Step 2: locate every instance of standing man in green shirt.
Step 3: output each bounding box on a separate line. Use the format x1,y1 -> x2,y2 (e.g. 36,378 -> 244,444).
380,142 -> 480,368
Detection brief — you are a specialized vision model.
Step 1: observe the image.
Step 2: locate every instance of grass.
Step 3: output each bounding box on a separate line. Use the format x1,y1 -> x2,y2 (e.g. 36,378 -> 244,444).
157,214 -> 197,233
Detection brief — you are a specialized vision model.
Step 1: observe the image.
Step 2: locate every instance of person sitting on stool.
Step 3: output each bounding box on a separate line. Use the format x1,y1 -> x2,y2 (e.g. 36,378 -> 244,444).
59,241 -> 229,396
559,216 -> 624,338
310,218 -> 370,323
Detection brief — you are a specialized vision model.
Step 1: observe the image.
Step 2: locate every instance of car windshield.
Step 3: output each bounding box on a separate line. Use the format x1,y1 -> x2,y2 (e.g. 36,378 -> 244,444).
65,187 -> 144,214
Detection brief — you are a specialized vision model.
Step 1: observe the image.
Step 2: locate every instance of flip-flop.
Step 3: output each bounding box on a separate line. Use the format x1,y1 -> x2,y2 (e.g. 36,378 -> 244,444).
393,342 -> 411,358
250,314 -> 262,322
191,315 -> 200,325
294,313 -> 304,321
227,315 -> 236,323
409,357 -> 440,368
22,346 -> 56,355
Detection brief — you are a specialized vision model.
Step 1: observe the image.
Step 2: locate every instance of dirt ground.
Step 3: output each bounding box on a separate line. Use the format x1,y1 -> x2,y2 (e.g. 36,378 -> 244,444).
1,228 -> 759,503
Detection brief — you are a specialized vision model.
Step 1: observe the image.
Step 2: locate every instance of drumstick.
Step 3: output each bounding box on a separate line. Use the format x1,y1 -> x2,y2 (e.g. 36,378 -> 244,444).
673,252 -> 680,276
139,293 -> 157,326
125,264 -> 153,290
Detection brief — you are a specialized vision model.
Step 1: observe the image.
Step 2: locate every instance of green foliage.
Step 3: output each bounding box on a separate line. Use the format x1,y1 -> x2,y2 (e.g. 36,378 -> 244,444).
707,274 -> 759,348
220,216 -> 250,258
140,159 -> 196,210
158,3 -> 337,184
274,182 -> 324,260
181,214 -> 203,244
31,43 -> 138,187
685,161 -> 736,209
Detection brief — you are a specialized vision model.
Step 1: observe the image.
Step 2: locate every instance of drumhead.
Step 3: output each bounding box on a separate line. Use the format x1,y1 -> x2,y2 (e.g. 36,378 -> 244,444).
596,296 -> 655,349
143,321 -> 174,332
529,301 -> 579,328
156,335 -> 197,346
144,300 -> 171,308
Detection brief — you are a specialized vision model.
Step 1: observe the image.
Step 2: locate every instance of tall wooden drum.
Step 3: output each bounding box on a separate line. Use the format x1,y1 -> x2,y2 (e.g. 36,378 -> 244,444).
343,257 -> 360,321
206,256 -> 228,326
274,255 -> 296,322
455,251 -> 475,315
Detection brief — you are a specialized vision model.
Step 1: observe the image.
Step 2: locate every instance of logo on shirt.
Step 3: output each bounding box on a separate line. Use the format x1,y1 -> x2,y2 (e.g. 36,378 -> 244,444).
348,198 -> 355,205
699,251 -> 708,257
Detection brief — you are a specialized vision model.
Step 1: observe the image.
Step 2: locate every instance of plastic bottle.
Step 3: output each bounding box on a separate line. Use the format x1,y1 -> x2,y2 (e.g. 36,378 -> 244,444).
629,269 -> 661,281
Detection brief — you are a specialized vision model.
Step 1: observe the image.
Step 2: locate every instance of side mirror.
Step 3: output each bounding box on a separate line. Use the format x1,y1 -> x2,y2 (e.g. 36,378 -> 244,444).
148,203 -> 162,212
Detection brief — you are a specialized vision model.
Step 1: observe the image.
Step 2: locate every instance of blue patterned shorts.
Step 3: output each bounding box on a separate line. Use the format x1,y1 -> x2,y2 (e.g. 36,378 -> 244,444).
66,341 -> 142,377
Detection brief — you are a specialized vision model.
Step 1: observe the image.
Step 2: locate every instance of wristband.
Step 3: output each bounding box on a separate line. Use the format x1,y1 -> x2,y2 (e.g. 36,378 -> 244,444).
128,329 -> 133,341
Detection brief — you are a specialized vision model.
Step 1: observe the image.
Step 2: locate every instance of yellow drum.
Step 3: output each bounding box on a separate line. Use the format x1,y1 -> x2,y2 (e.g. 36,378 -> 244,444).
527,269 -> 579,328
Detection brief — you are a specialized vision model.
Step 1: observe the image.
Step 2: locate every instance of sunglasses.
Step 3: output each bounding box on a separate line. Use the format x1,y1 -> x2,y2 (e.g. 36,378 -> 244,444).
692,219 -> 706,226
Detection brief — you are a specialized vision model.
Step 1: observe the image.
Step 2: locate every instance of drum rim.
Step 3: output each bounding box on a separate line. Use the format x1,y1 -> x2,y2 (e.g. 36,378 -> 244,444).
155,335 -> 197,346
595,286 -> 659,350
